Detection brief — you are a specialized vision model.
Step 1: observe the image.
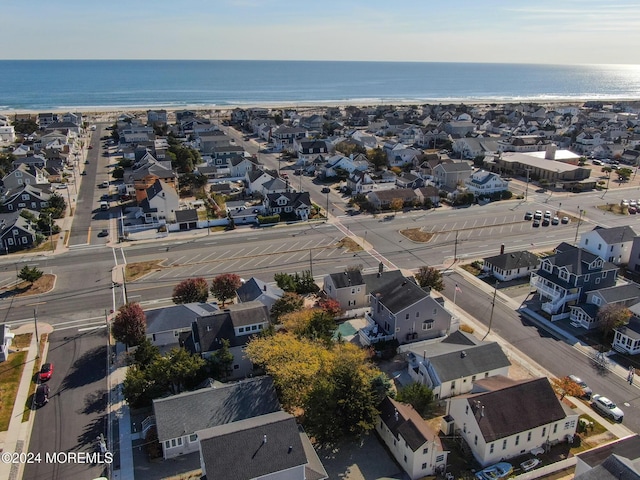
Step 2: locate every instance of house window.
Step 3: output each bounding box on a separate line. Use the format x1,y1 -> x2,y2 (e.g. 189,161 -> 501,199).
423,447 -> 429,454
404,455 -> 407,463
422,321 -> 434,330
502,439 -> 507,450
490,443 -> 494,454
234,364 -> 239,369
564,420 -> 576,429
553,424 -> 558,434
515,435 -> 520,446
585,238 -> 589,245
527,432 -> 532,442
406,313 -> 409,320
416,311 -> 420,317
593,296 -> 601,306
542,427 -> 546,437
465,405 -> 469,415
422,463 -> 427,470
436,454 -> 444,462
474,435 -> 478,445
189,434 -> 198,442
351,288 -> 356,294
251,325 -> 257,330
595,278 -> 601,285
239,327 -> 244,333
598,243 -> 602,250
21,194 -> 29,201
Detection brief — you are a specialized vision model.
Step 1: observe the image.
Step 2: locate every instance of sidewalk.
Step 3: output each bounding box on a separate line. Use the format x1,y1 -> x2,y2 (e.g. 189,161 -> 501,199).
0,322 -> 53,480
110,343 -> 134,480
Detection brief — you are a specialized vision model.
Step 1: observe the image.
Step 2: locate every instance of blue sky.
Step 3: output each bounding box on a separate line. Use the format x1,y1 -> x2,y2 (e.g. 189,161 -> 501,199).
4,0 -> 640,64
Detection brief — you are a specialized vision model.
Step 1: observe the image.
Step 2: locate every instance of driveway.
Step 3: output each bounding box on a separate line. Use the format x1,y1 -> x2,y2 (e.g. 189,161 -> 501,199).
316,433 -> 403,480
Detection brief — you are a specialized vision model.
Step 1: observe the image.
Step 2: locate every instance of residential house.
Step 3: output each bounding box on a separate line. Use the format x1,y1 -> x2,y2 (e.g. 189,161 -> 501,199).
294,139 -> 330,165
197,410 -> 327,480
37,113 -> 58,129
376,397 -> 448,479
366,188 -> 418,210
124,153 -> 177,202
360,276 -> 456,346
414,186 -> 440,207
405,330 -> 511,400
482,250 -> 540,281
300,113 -> 324,130
0,211 -> 38,254
569,283 -> 640,330
396,172 -> 424,189
271,125 -> 307,151
444,120 -> 476,136
139,179 -> 180,224
323,269 -> 406,312
245,169 -> 276,195
0,324 -> 15,362
212,145 -> 245,165
147,109 -> 168,125
433,162 -> 473,190
145,302 -> 220,350
152,376 -> 281,459
464,170 -> 509,197
448,376 -> 578,467
322,154 -> 369,178
2,185 -> 51,213
236,277 -> 284,312
229,155 -> 259,178
579,225 -> 637,265
2,164 -> 49,192
261,177 -> 289,196
453,137 -> 500,159
198,130 -> 231,154
0,124 -> 16,143
187,301 -> 271,379
627,236 -> 640,276
386,145 -> 421,168
574,434 -> 640,479
264,192 -> 311,221
613,312 -> 640,356
530,242 -> 618,319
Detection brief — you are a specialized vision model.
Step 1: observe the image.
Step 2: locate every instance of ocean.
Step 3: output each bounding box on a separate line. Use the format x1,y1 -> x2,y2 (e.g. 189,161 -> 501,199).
1,60 -> 640,111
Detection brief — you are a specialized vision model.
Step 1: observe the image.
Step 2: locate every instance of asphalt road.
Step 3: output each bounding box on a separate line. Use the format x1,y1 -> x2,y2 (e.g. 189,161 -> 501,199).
441,271 -> 640,434
24,328 -> 109,480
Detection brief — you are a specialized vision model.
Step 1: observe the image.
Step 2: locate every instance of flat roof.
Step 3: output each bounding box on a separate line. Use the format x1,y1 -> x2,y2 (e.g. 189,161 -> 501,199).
498,152 -> 583,173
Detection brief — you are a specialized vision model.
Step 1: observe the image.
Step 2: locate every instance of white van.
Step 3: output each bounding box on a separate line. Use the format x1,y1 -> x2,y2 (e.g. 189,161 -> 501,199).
100,201 -> 109,211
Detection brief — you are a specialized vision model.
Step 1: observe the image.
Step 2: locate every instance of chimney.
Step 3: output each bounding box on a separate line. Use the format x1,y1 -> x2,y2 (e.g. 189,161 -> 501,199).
500,243 -> 505,255
481,405 -> 485,417
544,143 -> 557,160
263,434 -> 267,444
394,409 -> 399,422
288,446 -> 293,454
263,284 -> 267,292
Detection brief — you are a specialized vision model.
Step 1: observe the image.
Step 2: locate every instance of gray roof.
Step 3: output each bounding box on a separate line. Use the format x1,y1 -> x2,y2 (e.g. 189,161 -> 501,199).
545,243 -> 617,276
436,162 -> 473,173
174,209 -> 198,223
361,270 -> 405,294
615,317 -> 640,341
571,303 -> 599,319
576,434 -> 640,468
236,277 -> 284,304
464,377 -> 567,442
575,455 -> 640,480
591,225 -> 637,244
378,397 -> 439,452
328,270 -> 364,289
370,276 -> 428,314
484,250 -> 540,271
145,303 -> 219,335
425,343 -> 511,383
197,411 -> 307,480
153,376 -> 281,442
193,301 -> 270,351
595,283 -> 640,304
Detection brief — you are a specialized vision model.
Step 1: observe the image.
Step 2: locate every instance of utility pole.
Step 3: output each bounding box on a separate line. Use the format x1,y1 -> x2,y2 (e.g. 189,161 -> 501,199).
453,230 -> 459,262
309,249 -> 313,278
49,214 -> 54,252
482,281 -> 498,341
34,308 -> 40,359
574,207 -> 583,244
525,168 -> 530,201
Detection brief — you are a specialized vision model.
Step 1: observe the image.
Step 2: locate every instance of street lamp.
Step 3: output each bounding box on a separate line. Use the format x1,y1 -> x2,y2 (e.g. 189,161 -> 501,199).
49,214 -> 54,252
325,190 -> 330,220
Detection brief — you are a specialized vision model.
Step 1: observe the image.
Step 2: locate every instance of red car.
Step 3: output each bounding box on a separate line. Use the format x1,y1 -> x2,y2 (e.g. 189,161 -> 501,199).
39,362 -> 53,381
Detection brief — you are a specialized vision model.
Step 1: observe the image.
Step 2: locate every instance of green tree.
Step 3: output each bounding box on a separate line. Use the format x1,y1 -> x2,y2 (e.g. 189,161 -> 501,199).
207,338 -> 234,380
617,167 -> 633,182
370,373 -> 394,404
270,291 -> 304,322
172,277 -> 209,304
396,382 -> 434,417
47,193 -> 66,218
112,302 -> 147,346
122,366 -> 153,409
274,272 -> 297,292
17,265 -> 43,283
112,166 -> 125,179
415,266 -> 444,291
597,303 -> 632,338
366,147 -> 388,171
149,348 -> 206,395
210,273 -> 243,306
133,338 -> 160,370
12,119 -> 38,135
303,348 -> 380,444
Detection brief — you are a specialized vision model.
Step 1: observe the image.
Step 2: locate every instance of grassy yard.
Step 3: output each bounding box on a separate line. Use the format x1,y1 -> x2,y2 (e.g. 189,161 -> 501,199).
0,333 -> 32,431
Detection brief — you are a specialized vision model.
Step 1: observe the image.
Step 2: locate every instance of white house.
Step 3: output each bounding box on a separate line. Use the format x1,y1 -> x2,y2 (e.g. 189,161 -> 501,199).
579,225 -> 637,265
482,251 -> 540,282
448,376 -> 578,467
139,179 -> 180,224
464,170 -> 509,197
377,397 -> 448,479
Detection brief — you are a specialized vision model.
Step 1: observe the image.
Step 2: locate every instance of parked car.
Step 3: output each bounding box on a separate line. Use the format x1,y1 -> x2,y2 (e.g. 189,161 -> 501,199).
35,384 -> 50,407
534,210 -> 543,220
39,362 -> 54,382
88,145 -> 93,149
592,159 -> 602,165
551,216 -> 560,225
544,210 -> 552,218
561,216 -> 570,224
542,218 -> 550,227
629,206 -> 637,214
621,199 -> 630,207
98,229 -> 109,237
567,375 -> 592,399
321,187 -> 331,194
524,212 -> 533,220
533,219 -> 540,227
591,394 -> 624,422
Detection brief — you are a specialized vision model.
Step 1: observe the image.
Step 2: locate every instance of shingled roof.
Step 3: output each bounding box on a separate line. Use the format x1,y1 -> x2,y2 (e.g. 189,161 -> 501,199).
378,397 -> 441,452
153,376 -> 281,443
464,377 -> 568,442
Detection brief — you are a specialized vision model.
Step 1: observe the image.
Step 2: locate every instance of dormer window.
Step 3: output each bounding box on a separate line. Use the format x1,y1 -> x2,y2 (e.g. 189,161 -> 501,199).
559,270 -> 569,281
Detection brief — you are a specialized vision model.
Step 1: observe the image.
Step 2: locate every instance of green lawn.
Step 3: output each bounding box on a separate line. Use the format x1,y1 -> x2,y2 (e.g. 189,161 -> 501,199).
0,334 -> 32,431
